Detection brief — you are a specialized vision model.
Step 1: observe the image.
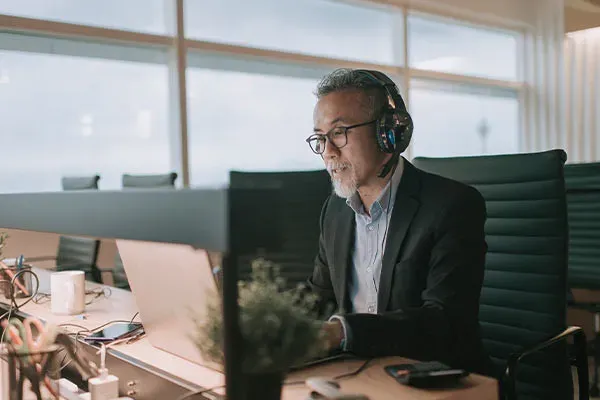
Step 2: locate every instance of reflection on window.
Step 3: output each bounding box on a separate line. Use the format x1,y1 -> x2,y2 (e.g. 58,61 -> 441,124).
409,81 -> 519,158
187,69 -> 325,187
0,50 -> 170,193
408,14 -> 519,81
185,0 -> 401,65
0,0 -> 168,34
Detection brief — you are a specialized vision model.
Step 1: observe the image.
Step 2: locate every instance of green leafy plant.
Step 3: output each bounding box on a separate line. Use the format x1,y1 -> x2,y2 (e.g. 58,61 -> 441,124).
193,258 -> 327,373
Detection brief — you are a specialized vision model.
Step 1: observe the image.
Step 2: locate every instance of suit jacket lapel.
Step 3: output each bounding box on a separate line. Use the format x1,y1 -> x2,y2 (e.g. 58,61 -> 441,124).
378,160 -> 421,312
332,203 -> 354,313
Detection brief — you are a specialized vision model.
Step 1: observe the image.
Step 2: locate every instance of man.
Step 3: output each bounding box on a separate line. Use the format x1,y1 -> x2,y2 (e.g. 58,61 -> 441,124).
306,68 -> 493,376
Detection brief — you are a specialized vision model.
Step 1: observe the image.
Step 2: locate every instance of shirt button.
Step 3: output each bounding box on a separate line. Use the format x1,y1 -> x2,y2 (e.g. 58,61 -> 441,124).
368,306 -> 375,313
368,225 -> 374,231
366,267 -> 372,273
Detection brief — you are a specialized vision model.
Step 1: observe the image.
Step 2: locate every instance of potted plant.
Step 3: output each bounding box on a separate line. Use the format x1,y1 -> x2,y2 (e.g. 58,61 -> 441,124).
192,257 -> 327,399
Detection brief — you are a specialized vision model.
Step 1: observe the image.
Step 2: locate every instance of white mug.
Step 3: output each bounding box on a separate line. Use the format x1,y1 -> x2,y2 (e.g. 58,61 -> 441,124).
51,271 -> 85,315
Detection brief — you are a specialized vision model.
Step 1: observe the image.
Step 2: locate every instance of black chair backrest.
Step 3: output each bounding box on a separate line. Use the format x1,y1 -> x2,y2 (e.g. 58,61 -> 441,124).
122,172 -> 177,189
112,252 -> 129,290
565,162 -> 600,290
413,150 -> 571,399
229,169 -> 331,287
58,176 -> 101,281
112,172 -> 178,289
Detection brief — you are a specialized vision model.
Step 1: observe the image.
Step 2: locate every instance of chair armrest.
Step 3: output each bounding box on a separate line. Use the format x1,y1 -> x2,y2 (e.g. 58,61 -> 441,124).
569,299 -> 600,313
503,326 -> 588,400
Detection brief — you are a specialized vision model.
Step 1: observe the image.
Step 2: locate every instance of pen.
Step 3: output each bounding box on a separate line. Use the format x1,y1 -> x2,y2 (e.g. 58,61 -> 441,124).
16,255 -> 24,271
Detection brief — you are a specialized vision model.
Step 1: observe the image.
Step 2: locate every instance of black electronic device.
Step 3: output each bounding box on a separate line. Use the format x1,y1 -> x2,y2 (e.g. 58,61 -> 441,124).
384,361 -> 469,388
83,322 -> 143,343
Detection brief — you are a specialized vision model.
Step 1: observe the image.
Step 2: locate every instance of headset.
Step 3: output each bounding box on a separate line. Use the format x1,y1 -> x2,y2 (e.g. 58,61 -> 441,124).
354,69 -> 414,178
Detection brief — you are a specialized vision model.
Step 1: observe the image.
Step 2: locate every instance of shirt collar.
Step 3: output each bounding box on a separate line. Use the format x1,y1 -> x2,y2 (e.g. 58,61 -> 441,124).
346,157 -> 404,216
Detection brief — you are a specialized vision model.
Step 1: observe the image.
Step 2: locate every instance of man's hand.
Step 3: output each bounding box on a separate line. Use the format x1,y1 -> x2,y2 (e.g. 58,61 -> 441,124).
322,320 -> 344,351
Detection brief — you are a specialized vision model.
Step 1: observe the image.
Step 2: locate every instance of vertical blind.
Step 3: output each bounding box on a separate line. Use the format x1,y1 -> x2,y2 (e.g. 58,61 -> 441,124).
564,28 -> 600,163
522,0 -> 567,157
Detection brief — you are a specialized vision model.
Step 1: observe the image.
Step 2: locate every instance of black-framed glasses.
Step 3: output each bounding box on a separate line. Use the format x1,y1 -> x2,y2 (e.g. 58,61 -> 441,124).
305,119 -> 377,155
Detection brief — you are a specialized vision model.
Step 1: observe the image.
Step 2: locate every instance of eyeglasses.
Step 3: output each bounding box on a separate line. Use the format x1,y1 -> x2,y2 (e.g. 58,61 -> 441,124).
306,119 -> 377,155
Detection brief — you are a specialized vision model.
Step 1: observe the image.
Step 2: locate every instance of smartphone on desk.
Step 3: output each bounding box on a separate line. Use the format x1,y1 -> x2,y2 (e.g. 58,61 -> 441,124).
83,322 -> 143,343
385,361 -> 469,389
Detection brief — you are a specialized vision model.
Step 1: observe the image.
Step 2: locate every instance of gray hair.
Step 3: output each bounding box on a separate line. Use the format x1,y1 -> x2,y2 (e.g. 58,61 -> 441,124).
314,68 -> 387,117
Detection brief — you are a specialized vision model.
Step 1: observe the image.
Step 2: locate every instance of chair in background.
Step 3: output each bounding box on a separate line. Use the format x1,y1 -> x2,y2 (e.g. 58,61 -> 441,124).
121,172 -> 178,189
229,169 -> 331,288
110,172 -> 179,290
413,150 -> 588,400
56,175 -> 102,282
60,175 -> 100,191
564,161 -> 600,396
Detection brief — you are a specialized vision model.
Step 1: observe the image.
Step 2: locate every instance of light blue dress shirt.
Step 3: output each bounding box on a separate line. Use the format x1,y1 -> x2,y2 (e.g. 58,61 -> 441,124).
330,158 -> 404,348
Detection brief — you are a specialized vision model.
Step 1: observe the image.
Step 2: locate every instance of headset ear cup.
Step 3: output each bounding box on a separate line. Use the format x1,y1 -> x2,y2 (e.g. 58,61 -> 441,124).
394,111 -> 413,154
375,117 -> 390,153
376,109 -> 397,153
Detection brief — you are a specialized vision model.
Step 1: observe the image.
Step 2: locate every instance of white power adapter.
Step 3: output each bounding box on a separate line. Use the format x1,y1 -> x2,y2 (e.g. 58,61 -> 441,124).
88,344 -> 119,400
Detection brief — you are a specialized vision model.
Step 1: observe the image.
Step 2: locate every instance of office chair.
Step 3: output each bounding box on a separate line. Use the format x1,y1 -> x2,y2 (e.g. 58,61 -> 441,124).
60,175 -> 101,191
564,161 -> 600,396
229,169 -> 331,287
413,150 -> 588,400
56,176 -> 102,282
121,172 -> 178,189
109,172 -> 179,290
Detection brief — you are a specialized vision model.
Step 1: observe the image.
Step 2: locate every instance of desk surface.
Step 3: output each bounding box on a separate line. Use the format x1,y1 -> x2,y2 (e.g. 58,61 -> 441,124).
5,268 -> 497,400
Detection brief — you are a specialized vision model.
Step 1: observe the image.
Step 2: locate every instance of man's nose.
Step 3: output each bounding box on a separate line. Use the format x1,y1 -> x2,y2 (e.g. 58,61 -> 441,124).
322,138 -> 339,160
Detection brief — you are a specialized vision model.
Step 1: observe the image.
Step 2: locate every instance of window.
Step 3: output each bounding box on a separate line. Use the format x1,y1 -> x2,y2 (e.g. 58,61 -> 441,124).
0,0 -> 169,35
409,81 -> 520,158
408,13 -> 519,81
187,68 -> 325,187
0,49 -> 170,193
185,0 -> 402,65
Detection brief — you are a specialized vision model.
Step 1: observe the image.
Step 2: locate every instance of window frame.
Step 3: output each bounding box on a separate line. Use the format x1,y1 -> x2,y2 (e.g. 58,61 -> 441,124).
0,0 -> 527,188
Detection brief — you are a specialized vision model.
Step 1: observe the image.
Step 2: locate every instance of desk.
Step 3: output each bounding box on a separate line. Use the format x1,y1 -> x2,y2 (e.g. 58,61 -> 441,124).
2,268 -> 498,400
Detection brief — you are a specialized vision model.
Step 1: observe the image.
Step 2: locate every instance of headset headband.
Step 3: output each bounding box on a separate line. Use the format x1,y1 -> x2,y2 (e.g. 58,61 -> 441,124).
354,69 -> 407,112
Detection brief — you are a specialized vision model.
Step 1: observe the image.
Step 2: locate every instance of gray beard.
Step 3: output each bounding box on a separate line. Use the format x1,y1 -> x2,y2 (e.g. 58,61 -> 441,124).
331,175 -> 358,199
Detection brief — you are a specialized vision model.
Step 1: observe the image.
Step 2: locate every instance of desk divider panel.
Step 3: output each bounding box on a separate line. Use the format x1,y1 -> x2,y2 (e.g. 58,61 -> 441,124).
0,188 -> 273,400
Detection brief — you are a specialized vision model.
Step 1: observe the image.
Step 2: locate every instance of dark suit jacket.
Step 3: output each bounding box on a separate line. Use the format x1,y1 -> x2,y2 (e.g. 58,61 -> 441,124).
308,158 -> 493,376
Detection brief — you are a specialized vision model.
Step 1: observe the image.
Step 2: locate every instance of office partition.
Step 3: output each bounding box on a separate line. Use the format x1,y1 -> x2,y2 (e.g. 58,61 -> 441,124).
0,188 -> 265,400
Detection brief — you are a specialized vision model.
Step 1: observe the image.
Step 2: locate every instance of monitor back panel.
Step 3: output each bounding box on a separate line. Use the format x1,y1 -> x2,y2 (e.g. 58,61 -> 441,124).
116,239 -> 223,371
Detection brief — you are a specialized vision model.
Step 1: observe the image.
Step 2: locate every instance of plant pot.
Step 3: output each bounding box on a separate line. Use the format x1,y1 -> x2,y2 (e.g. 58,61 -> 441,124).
243,371 -> 284,400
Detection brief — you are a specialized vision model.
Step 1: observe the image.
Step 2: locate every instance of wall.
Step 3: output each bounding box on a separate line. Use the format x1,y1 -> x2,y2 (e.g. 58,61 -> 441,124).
1,228 -> 58,269
0,228 -> 118,282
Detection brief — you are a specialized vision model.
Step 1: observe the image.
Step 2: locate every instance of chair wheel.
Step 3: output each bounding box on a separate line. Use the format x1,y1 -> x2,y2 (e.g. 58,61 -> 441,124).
590,385 -> 599,397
